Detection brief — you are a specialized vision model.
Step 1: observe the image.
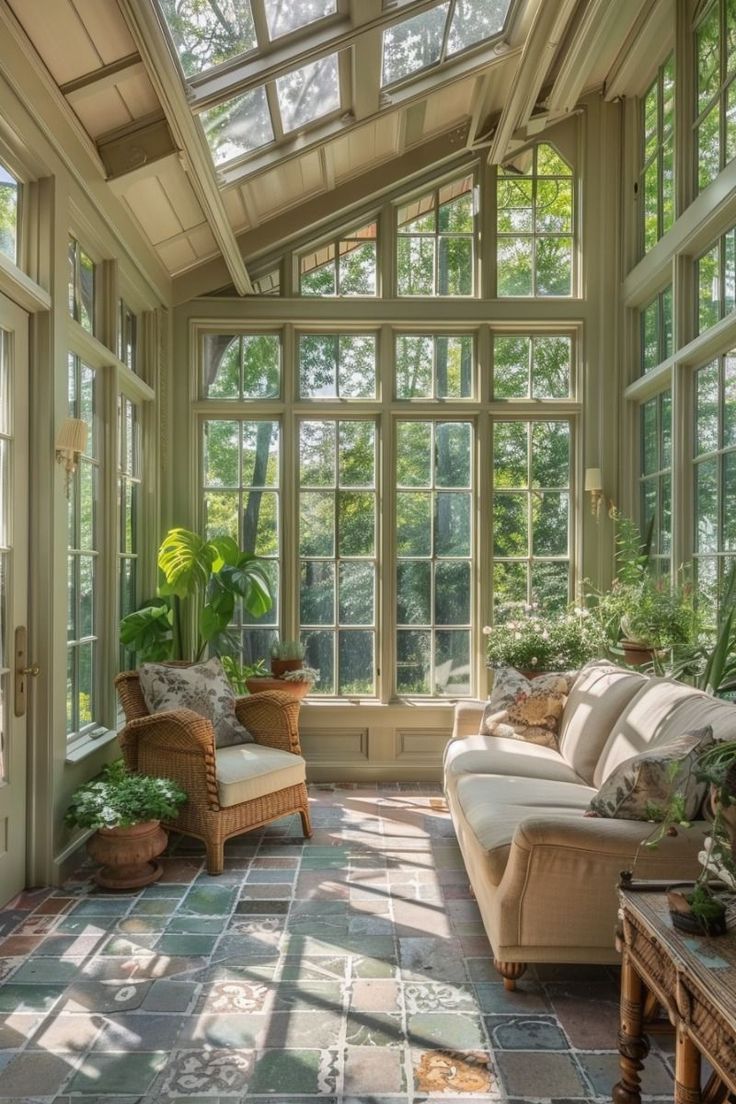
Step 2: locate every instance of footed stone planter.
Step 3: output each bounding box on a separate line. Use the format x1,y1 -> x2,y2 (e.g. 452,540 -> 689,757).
87,820 -> 168,890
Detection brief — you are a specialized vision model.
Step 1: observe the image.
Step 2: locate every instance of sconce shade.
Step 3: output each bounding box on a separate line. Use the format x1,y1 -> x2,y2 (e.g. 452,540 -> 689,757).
584,467 -> 603,492
55,418 -> 88,455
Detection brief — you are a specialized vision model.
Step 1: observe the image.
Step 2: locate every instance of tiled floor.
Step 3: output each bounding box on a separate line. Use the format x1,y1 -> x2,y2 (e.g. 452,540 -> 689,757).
0,784 -> 675,1102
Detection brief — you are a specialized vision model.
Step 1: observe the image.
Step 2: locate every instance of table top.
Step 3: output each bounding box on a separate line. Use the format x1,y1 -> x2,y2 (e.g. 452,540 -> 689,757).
620,888 -> 736,1021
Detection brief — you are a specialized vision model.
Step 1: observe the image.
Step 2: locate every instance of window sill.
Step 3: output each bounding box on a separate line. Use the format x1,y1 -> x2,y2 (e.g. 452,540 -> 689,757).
65,727 -> 119,764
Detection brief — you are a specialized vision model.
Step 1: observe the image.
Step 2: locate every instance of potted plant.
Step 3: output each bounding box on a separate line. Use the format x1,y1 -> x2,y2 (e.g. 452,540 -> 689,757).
588,514 -> 700,668
270,639 -> 305,678
246,666 -> 320,700
119,528 -> 273,664
484,606 -> 605,678
65,760 -> 187,890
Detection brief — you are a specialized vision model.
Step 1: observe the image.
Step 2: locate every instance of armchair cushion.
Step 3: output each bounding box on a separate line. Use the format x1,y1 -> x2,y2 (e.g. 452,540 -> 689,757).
139,658 -> 254,748
216,743 -> 306,808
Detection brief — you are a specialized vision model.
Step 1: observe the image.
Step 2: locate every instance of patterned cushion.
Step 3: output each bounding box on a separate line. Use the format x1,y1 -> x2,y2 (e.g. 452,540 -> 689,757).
139,658 -> 254,749
480,668 -> 577,750
586,726 -> 714,821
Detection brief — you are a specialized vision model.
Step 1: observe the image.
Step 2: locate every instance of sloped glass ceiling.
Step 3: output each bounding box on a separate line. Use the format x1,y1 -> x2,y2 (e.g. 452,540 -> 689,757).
157,0 -> 514,175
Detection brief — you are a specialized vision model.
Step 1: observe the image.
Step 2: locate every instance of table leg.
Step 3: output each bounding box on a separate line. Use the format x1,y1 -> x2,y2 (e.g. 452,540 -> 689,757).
674,1024 -> 701,1104
613,951 -> 650,1104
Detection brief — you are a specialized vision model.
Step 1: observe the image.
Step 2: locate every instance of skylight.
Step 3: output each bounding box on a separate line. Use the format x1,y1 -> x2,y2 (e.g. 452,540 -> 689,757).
382,4 -> 449,86
159,0 -> 257,77
382,0 -> 513,86
263,0 -> 336,40
276,54 -> 340,132
447,0 -> 510,55
201,86 -> 274,164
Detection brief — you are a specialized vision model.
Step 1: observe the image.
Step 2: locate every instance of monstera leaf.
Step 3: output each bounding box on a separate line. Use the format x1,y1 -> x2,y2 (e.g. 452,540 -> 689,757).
119,600 -> 174,662
158,529 -> 215,599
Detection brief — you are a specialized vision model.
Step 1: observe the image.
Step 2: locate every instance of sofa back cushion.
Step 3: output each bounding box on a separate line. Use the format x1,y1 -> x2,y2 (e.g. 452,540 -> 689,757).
558,663 -> 646,784
653,693 -> 736,746
593,678 -> 698,788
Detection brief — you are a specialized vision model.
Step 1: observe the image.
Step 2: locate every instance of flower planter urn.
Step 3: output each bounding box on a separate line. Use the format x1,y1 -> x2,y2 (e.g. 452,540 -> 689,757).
87,820 -> 168,890
270,658 -> 303,678
621,640 -> 657,667
246,676 -> 311,700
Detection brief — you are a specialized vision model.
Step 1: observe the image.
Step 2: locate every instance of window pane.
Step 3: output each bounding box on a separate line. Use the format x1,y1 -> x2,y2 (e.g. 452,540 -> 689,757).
382,3 -> 449,85
277,54 -> 340,131
696,360 -> 720,455
264,0 -> 335,38
447,0 -> 510,54
397,237 -> 435,295
0,165 -> 19,265
698,244 -> 721,332
159,0 -> 257,75
299,334 -> 376,398
493,335 -> 530,398
201,87 -> 274,165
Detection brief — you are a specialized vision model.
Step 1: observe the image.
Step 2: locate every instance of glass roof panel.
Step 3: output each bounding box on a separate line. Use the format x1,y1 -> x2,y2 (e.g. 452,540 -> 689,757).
264,0 -> 337,40
158,0 -> 257,77
382,3 -> 450,86
201,85 -> 274,164
276,54 -> 340,132
447,0 -> 511,55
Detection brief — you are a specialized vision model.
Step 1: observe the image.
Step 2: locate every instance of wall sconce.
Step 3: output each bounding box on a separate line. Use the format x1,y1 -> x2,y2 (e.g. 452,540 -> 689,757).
55,418 -> 88,496
585,467 -> 604,518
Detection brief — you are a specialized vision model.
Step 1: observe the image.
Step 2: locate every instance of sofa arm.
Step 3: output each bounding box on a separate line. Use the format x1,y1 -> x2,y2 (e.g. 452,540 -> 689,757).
118,708 -> 220,811
235,691 -> 302,755
492,815 -> 707,959
452,700 -> 486,741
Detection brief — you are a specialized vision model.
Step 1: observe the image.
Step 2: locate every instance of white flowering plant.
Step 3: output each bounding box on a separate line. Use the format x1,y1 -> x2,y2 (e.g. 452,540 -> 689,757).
65,759 -> 187,830
484,607 -> 606,671
282,666 -> 320,684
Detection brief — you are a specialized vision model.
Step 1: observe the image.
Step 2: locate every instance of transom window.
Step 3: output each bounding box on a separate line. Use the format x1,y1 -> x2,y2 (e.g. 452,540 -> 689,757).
641,55 -> 675,253
395,334 -> 473,399
695,0 -> 736,191
396,174 -> 475,297
299,222 -> 377,297
493,334 -> 572,399
0,163 -> 19,266
496,144 -> 574,297
299,333 -> 377,399
203,332 -> 281,399
68,236 -> 95,335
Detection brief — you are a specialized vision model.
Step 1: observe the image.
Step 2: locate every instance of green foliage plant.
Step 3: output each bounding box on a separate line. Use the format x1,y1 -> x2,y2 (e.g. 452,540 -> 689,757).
65,760 -> 186,831
120,527 -> 273,664
484,607 -> 605,671
587,513 -> 701,663
271,639 -> 305,661
220,656 -> 267,695
668,563 -> 736,696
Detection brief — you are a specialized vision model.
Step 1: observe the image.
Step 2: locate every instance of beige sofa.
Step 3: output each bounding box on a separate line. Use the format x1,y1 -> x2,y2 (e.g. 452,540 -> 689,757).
445,662 -> 736,989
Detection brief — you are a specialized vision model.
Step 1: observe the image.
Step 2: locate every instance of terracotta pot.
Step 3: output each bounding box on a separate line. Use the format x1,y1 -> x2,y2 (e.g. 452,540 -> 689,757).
246,676 -> 310,700
621,640 -> 657,667
271,658 -> 303,678
517,669 -> 550,680
87,820 -> 168,890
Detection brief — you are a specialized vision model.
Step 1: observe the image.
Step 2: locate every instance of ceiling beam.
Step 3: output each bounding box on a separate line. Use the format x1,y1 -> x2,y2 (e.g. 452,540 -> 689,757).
546,0 -> 650,115
488,0 -> 580,164
604,0 -> 671,101
60,53 -> 145,105
118,0 -> 253,295
173,121 -> 472,304
97,113 -> 178,183
349,0 -> 382,121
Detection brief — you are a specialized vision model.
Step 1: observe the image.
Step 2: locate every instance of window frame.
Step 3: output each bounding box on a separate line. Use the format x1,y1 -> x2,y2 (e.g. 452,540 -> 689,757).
640,53 -> 675,255
693,0 -> 736,193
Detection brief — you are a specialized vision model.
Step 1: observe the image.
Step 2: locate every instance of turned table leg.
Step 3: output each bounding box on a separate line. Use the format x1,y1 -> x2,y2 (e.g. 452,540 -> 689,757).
674,1024 -> 701,1104
613,951 -> 650,1104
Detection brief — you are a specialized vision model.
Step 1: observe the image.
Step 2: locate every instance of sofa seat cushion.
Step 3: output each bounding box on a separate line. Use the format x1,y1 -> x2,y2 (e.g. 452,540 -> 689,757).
453,773 -> 596,885
216,744 -> 306,808
558,663 -> 646,785
444,733 -> 585,786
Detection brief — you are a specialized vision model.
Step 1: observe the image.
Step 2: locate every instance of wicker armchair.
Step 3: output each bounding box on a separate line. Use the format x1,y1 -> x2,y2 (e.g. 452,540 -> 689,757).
115,670 -> 312,875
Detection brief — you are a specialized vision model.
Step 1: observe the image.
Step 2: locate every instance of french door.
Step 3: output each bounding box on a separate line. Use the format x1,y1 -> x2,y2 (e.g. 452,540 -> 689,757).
0,293 -> 29,904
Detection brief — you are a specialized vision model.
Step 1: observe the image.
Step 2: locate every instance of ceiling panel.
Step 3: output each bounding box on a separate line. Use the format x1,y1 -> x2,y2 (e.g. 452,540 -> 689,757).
331,116 -> 400,184
421,76 -> 476,135
8,0 -> 102,84
248,150 -> 326,219
222,188 -> 252,234
72,87 -> 133,140
72,0 -> 137,64
156,236 -> 198,272
123,175 -> 191,243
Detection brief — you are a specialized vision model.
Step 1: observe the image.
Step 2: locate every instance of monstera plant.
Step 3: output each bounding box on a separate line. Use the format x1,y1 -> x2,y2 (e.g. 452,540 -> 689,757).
120,527 -> 272,663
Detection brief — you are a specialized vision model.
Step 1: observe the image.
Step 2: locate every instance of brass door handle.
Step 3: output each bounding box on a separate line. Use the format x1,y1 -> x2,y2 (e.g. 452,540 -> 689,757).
21,664 -> 40,677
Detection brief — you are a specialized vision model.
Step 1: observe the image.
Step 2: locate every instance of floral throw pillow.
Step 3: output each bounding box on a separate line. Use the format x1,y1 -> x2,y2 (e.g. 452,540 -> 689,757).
480,668 -> 577,750
586,726 -> 714,821
139,658 -> 254,749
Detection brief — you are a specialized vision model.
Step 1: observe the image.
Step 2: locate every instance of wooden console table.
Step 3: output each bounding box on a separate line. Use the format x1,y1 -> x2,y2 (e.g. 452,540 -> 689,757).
614,887 -> 736,1104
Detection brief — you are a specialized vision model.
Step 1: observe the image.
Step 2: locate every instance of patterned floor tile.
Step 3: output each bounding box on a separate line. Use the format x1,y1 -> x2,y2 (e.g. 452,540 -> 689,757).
0,787 -> 633,1102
